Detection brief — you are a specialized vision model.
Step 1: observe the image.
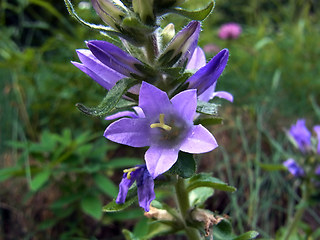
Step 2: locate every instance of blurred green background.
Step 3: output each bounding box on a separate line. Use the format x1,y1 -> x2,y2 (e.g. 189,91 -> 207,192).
1,0 -> 320,239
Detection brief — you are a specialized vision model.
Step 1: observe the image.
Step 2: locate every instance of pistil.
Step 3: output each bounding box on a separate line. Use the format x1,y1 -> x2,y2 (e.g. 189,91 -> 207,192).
150,114 -> 172,131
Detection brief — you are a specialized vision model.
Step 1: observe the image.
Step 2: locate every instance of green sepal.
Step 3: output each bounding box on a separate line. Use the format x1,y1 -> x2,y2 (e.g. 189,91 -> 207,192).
122,17 -> 155,33
186,173 -> 236,193
196,100 -> 219,116
76,78 -> 137,117
170,1 -> 215,21
168,152 -> 196,178
103,185 -> 138,212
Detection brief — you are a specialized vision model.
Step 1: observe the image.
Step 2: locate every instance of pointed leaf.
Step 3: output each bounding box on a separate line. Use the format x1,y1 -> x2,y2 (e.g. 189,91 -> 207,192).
103,186 -> 138,212
233,231 -> 259,240
196,100 -> 219,116
76,78 -> 137,117
94,174 -> 118,198
170,1 -> 215,21
186,173 -> 236,193
212,219 -> 233,240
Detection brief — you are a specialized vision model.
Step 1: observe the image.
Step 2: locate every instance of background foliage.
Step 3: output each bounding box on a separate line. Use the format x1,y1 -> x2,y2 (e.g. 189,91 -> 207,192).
1,0 -> 320,239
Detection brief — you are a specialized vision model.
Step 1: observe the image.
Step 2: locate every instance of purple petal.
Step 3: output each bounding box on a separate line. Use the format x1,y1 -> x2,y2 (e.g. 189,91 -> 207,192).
105,110 -> 139,121
289,119 -> 311,153
211,91 -> 234,102
187,49 -> 229,95
139,82 -> 171,118
171,89 -> 197,122
313,125 -> 320,154
180,125 -> 218,153
73,49 -> 124,89
186,46 -> 206,70
283,158 -> 305,177
145,145 -> 180,178
137,168 -> 156,212
315,165 -> 320,175
104,118 -> 151,147
116,173 -> 136,204
198,82 -> 217,102
87,40 -> 142,77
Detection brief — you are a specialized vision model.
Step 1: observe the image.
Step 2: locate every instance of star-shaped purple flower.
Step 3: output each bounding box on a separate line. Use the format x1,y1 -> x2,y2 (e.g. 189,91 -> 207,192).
289,119 -> 312,153
283,158 -> 305,177
116,165 -> 155,212
104,82 -> 218,178
186,47 -> 233,102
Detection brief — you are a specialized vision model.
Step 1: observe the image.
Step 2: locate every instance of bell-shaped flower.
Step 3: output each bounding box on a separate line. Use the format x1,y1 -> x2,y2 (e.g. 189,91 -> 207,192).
283,158 -> 305,177
104,81 -> 218,178
186,47 -> 233,102
289,119 -> 312,153
116,165 -> 155,212
71,49 -> 125,90
313,125 -> 320,154
159,21 -> 200,67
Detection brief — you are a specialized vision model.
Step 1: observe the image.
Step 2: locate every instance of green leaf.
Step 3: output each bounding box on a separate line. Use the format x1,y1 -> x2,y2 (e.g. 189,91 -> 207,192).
194,117 -> 223,126
196,100 -> 220,116
212,219 -> 233,240
30,169 -> 51,191
122,229 -> 140,240
80,195 -> 103,220
189,187 -> 214,206
104,157 -> 142,169
186,173 -> 236,193
94,174 -> 118,198
145,221 -> 177,239
170,1 -> 215,21
103,186 -> 138,212
233,231 -> 259,240
50,193 -> 82,209
168,152 -> 196,178
259,163 -> 287,171
76,78 -> 137,117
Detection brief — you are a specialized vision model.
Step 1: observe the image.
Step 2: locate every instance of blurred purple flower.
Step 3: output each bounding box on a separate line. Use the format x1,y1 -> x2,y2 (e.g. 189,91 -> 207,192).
313,125 -> 320,154
315,165 -> 320,175
283,158 -> 305,177
116,165 -> 155,212
289,119 -> 311,153
218,23 -> 242,40
203,44 -> 220,54
104,82 -> 218,178
186,47 -> 233,102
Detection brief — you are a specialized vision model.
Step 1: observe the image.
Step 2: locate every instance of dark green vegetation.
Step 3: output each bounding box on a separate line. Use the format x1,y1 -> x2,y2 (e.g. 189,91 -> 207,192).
1,0 -> 320,239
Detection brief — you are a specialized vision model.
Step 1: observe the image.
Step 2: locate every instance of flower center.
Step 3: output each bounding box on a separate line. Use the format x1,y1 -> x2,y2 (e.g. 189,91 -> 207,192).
123,167 -> 139,179
150,114 -> 172,131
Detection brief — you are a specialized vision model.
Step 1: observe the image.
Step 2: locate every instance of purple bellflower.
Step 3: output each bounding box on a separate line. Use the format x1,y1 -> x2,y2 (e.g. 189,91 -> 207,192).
289,119 -> 312,153
104,82 -> 218,178
315,165 -> 320,176
283,158 -> 305,177
116,165 -> 155,212
186,47 -> 233,102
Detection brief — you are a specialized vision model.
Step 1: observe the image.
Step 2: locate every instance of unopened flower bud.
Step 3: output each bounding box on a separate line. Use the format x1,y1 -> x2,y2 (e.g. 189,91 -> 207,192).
132,0 -> 155,25
161,23 -> 175,47
158,21 -> 200,67
91,0 -> 125,30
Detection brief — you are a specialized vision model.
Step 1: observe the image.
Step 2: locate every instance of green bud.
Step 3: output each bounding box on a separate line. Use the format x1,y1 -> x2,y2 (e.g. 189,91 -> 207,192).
91,0 -> 126,30
132,0 -> 155,25
161,23 -> 175,48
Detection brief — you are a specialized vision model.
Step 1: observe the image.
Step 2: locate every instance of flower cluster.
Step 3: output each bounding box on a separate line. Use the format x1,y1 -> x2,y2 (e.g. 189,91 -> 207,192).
71,1 -> 233,212
218,22 -> 242,40
283,119 -> 320,178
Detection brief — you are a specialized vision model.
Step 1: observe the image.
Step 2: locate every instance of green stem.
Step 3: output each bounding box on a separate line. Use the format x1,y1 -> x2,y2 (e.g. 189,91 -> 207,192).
284,183 -> 309,240
175,177 -> 202,240
145,35 -> 157,65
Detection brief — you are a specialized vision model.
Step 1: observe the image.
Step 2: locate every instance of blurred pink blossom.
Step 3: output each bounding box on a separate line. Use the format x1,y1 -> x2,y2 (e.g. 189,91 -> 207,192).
218,23 -> 242,40
203,44 -> 220,54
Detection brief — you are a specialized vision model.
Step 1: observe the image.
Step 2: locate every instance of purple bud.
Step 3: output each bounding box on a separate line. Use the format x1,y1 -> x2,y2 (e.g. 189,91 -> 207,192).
283,158 -> 305,177
289,119 -> 311,153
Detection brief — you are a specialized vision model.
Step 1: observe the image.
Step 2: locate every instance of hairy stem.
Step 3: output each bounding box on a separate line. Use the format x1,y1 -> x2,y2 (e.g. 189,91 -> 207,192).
175,176 -> 202,240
